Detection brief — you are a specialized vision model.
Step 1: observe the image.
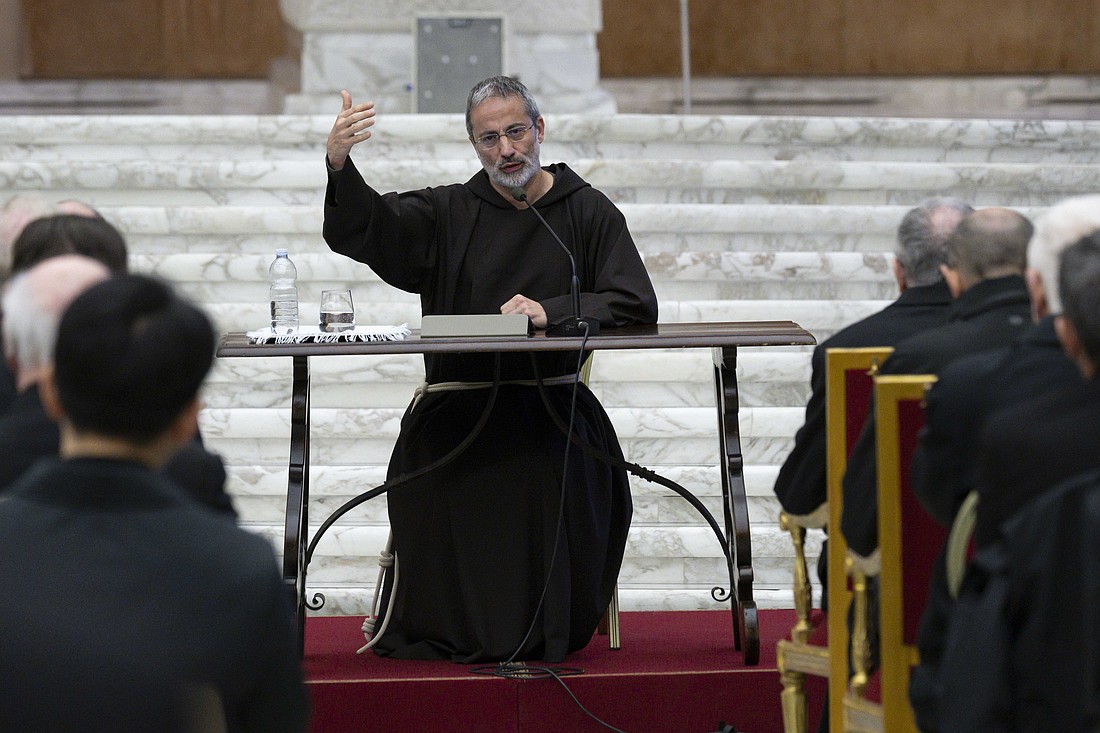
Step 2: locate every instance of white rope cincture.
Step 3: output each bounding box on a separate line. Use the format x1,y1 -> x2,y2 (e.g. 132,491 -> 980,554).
410,373 -> 579,410
357,532 -> 397,654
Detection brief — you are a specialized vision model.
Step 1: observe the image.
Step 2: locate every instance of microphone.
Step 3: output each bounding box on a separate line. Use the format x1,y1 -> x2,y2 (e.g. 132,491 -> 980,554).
510,186 -> 599,337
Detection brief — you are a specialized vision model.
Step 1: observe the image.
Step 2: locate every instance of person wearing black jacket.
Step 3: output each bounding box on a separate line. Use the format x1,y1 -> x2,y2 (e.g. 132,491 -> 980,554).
0,275 -> 307,733
840,207 -> 1034,558
905,196 -> 1100,731
934,235 -> 1100,732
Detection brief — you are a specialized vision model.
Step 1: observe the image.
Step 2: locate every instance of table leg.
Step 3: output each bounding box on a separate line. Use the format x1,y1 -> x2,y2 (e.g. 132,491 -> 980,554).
284,355 -> 311,655
712,346 -> 760,665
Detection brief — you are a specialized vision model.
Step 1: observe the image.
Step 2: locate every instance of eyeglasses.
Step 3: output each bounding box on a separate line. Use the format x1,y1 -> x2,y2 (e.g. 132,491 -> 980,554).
473,123 -> 534,150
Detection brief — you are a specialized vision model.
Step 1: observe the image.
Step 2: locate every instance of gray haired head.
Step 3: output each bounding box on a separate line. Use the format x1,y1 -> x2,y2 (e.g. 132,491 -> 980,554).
895,197 -> 974,287
1027,195 -> 1100,314
465,76 -> 540,137
1059,232 -> 1100,368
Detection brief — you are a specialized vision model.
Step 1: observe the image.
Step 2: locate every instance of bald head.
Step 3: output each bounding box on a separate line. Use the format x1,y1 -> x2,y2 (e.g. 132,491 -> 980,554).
2,254 -> 112,391
0,194 -> 54,280
56,200 -> 100,218
1,196 -> 103,282
942,207 -> 1032,295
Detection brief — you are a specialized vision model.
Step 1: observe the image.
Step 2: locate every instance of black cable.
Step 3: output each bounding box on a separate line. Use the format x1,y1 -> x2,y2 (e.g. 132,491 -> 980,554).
530,353 -> 732,561
469,664 -> 628,733
483,324 -> 630,733
305,353 -> 504,564
499,327 -> 591,666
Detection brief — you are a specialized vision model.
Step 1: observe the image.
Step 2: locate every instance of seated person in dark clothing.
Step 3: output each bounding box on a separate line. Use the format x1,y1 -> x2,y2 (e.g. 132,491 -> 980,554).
936,467 -> 1100,733
0,215 -> 235,514
916,229 -> 1100,733
774,198 -> 968,615
0,255 -> 111,490
910,195 -> 1099,527
0,209 -> 126,412
323,75 -> 658,662
0,255 -> 235,515
973,231 -> 1100,548
841,207 -> 1034,558
0,274 -> 308,733
906,196 -> 1098,731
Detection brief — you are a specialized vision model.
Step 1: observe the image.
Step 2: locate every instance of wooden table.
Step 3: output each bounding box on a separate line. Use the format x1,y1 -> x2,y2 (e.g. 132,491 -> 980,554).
218,321 -> 816,664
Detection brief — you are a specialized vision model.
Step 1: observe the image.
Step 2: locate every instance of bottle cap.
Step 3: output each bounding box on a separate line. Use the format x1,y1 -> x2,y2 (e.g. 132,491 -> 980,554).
275,248 -> 289,257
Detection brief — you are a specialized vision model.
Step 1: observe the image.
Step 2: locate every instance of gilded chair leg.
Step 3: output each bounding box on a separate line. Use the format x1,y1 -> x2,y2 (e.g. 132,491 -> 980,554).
607,584 -> 620,650
779,664 -> 808,733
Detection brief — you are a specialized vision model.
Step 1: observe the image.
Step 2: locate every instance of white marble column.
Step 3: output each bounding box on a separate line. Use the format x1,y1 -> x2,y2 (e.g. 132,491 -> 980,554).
278,0 -> 615,115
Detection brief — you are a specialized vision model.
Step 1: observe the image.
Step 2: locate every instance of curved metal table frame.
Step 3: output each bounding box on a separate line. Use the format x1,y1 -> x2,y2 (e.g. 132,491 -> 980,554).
217,321 -> 815,664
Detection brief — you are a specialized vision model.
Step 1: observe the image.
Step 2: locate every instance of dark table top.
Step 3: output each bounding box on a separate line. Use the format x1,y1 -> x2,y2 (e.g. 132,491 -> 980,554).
217,321 -> 816,358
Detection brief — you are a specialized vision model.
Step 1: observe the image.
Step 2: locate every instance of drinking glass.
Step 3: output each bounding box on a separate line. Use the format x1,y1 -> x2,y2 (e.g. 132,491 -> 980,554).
319,289 -> 355,332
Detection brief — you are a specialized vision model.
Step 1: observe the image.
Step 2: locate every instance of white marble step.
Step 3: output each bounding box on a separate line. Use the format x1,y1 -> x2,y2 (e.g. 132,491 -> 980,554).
225,463 -> 781,503
4,158 -> 1091,206
95,202 -> 912,236
200,404 -> 804,439
134,250 -> 898,305
6,114 -> 1100,164
236,520 -> 817,614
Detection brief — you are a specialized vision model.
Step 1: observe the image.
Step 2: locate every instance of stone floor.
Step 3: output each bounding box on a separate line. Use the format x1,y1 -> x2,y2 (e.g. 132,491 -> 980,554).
3,74 -> 1100,118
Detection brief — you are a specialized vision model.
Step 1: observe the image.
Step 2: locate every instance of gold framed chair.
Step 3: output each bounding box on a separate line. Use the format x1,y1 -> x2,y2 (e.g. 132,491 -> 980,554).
843,374 -> 944,733
584,354 -> 622,651
777,347 -> 893,733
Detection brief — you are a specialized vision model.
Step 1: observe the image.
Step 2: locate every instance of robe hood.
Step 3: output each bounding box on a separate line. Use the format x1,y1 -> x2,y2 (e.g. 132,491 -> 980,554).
466,163 -> 590,209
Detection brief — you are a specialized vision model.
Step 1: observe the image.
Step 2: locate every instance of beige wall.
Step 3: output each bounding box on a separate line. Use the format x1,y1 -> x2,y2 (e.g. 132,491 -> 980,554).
0,0 -> 26,79
599,0 -> 1100,77
19,0 -> 286,78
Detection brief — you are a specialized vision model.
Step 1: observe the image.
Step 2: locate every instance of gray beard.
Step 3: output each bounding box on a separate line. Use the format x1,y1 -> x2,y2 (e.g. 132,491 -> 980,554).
483,154 -> 539,190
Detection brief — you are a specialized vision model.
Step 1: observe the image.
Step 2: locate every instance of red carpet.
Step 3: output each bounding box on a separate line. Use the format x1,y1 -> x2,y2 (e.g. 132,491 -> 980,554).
303,609 -> 822,733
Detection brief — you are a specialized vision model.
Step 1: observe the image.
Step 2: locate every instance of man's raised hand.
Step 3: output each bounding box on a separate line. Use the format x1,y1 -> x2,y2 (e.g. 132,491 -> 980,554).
326,90 -> 376,171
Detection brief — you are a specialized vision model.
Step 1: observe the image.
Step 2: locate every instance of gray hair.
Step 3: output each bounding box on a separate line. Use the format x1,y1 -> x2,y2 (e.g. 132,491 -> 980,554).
895,197 -> 974,287
1027,195 -> 1100,314
465,76 -> 540,137
1059,232 -> 1100,367
1,254 -> 111,377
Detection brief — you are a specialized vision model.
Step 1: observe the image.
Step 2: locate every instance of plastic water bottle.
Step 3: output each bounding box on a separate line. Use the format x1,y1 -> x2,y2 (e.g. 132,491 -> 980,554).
269,249 -> 299,334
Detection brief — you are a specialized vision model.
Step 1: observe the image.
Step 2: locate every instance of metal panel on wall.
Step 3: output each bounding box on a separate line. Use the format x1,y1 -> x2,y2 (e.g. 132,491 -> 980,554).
415,17 -> 503,113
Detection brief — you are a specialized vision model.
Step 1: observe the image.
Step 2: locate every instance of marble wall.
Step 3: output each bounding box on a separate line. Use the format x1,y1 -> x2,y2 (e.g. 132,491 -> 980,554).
278,0 -> 615,114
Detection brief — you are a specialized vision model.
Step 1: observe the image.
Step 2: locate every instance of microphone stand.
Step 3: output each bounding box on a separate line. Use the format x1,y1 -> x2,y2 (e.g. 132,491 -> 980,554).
510,186 -> 599,337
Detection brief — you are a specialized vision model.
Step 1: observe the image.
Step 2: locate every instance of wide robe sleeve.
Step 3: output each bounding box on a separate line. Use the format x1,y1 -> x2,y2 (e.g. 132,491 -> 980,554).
538,187 -> 658,328
322,156 -> 440,295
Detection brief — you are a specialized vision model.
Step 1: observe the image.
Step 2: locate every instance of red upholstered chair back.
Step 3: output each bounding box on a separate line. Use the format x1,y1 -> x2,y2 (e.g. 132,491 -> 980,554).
823,347 -> 893,733
873,374 -> 942,733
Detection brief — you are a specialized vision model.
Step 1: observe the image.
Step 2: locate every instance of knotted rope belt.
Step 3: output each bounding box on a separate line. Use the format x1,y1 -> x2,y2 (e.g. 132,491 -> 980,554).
410,373 -> 581,409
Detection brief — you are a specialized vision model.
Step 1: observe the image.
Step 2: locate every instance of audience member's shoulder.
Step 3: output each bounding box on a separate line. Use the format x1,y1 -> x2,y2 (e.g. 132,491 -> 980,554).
1002,468 -> 1100,549
931,347 -> 1008,393
982,378 -> 1100,444
940,346 -> 1007,380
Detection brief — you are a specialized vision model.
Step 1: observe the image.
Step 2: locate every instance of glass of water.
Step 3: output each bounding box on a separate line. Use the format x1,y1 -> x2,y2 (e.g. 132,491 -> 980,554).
319,289 -> 355,332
